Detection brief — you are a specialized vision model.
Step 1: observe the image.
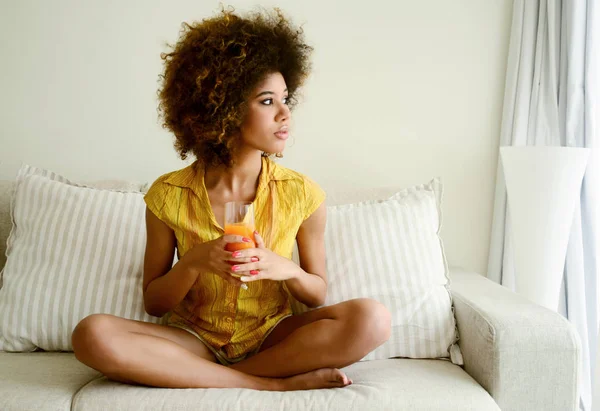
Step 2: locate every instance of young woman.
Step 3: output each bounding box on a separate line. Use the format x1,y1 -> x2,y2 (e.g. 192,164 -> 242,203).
72,7 -> 391,391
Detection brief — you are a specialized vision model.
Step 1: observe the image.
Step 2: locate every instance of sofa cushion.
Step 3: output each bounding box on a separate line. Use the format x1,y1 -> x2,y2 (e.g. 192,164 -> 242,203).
0,165 -> 166,351
0,179 -> 146,284
0,352 -> 101,411
71,358 -> 498,411
292,179 -> 461,363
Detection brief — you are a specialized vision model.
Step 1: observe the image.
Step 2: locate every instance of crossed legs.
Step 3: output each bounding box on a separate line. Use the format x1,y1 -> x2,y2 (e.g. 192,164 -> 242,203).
72,298 -> 390,390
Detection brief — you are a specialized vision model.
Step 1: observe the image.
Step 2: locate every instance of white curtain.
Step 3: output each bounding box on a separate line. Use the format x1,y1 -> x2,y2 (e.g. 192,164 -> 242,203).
487,1 -> 599,410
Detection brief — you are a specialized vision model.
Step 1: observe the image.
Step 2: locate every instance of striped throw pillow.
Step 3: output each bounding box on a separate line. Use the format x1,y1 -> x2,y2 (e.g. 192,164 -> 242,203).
322,179 -> 461,363
0,165 -> 165,352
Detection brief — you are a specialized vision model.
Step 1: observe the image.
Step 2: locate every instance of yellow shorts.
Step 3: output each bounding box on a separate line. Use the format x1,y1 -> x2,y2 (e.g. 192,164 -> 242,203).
169,314 -> 292,366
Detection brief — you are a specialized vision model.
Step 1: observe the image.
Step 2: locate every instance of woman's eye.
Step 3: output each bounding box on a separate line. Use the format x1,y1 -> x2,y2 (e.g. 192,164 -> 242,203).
261,97 -> 289,106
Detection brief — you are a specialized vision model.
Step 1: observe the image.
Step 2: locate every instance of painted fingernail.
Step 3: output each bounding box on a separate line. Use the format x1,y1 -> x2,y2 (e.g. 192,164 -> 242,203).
242,238 -> 251,243
250,270 -> 259,275
254,231 -> 259,235
232,265 -> 240,272
251,257 -> 259,262
232,251 -> 242,257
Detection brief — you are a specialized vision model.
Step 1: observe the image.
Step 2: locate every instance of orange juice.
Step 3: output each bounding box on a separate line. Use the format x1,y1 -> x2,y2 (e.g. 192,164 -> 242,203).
224,223 -> 256,251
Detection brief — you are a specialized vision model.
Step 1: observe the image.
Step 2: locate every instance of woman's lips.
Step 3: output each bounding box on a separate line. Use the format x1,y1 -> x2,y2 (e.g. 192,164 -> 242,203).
274,130 -> 289,140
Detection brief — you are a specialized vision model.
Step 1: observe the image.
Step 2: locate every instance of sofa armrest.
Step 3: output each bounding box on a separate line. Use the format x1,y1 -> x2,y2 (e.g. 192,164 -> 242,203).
449,267 -> 581,411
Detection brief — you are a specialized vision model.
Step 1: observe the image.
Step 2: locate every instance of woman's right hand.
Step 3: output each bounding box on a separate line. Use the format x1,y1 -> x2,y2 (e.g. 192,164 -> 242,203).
182,234 -> 253,287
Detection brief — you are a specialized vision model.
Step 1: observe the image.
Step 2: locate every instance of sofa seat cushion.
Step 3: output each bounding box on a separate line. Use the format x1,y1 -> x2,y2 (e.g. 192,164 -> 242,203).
73,358 -> 499,411
0,352 -> 101,411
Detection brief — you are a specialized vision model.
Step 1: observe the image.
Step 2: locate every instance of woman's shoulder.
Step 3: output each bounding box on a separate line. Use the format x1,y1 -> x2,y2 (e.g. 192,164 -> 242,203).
144,162 -> 200,217
269,160 -> 325,209
146,171 -> 173,189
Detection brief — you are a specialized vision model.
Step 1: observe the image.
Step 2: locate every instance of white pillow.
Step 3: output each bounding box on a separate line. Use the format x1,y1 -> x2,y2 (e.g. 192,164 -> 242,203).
0,165 -> 166,352
303,179 -> 462,363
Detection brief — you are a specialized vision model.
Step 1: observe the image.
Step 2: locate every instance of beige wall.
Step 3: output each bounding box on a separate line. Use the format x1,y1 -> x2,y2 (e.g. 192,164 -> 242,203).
0,0 -> 513,275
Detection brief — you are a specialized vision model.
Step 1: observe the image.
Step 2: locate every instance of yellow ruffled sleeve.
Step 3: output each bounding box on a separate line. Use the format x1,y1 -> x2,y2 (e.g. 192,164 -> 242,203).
302,176 -> 326,221
143,174 -> 170,221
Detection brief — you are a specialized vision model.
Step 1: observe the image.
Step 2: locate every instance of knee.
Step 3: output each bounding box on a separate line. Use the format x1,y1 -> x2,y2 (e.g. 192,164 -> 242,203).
72,314 -> 121,368
345,298 -> 391,347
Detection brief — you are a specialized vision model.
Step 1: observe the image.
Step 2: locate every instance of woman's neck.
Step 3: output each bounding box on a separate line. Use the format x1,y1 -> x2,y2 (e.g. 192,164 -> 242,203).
203,150 -> 263,198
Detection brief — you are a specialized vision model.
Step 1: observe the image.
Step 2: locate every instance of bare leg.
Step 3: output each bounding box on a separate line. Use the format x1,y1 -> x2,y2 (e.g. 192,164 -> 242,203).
72,314 -> 350,390
230,298 -> 391,378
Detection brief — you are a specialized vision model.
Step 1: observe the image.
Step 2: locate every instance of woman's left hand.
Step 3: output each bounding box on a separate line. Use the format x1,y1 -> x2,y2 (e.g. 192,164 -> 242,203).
228,231 -> 300,282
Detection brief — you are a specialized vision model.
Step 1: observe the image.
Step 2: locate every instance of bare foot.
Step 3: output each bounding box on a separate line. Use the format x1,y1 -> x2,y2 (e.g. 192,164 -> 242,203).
277,368 -> 352,391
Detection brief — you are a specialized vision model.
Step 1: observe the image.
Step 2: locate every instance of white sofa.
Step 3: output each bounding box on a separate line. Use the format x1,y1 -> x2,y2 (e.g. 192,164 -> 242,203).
0,179 -> 581,411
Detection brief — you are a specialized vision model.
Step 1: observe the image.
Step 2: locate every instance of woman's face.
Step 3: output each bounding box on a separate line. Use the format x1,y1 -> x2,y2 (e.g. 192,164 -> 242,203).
239,72 -> 290,155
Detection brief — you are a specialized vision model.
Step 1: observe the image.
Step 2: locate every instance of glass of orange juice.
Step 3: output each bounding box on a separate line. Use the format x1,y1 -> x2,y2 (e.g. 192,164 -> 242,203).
224,201 -> 256,253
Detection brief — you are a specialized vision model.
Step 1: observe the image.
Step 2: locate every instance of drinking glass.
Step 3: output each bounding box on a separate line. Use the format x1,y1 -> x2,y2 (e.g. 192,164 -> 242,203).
224,201 -> 256,252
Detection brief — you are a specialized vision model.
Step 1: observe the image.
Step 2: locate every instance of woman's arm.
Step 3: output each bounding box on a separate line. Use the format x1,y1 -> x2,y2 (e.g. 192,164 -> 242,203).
142,208 -> 248,317
142,208 -> 199,317
284,202 -> 328,308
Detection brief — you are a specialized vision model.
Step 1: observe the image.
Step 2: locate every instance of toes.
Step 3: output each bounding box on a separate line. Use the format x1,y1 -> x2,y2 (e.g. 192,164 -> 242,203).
335,372 -> 350,386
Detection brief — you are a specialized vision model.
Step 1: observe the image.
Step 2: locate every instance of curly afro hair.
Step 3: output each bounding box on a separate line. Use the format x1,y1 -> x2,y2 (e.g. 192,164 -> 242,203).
157,6 -> 313,168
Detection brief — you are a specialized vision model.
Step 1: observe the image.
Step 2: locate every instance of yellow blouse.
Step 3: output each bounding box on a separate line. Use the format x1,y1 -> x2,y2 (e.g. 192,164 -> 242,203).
143,156 -> 325,359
